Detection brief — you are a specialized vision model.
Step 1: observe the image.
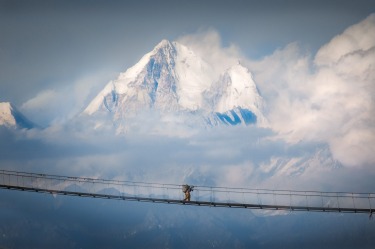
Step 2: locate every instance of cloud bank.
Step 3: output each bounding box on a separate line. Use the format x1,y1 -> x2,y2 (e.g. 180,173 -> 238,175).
247,14 -> 375,167
176,15 -> 375,168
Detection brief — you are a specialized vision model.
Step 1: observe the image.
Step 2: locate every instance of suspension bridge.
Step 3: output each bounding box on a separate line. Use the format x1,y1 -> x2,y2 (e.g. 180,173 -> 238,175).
0,169 -> 374,215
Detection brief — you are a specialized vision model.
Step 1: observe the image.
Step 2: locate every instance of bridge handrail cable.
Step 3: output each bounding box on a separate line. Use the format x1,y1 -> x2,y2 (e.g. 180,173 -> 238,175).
1,169 -> 374,199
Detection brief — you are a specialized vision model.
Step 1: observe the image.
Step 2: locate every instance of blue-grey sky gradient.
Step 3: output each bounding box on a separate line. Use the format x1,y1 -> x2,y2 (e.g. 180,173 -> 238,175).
1,0 -> 374,109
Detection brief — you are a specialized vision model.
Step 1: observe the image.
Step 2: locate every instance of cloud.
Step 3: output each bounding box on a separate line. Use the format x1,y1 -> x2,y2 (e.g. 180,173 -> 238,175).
1,122 -> 367,194
2,15 -> 375,195
177,29 -> 243,79
315,14 -> 375,67
20,70 -> 116,126
21,90 -> 57,110
247,14 -> 375,168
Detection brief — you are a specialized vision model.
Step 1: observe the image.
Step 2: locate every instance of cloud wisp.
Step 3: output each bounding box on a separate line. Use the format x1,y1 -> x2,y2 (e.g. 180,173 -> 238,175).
19,70 -> 117,126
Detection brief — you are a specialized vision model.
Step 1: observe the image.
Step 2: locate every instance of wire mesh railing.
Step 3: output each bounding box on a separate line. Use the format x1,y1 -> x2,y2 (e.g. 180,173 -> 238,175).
0,169 -> 374,214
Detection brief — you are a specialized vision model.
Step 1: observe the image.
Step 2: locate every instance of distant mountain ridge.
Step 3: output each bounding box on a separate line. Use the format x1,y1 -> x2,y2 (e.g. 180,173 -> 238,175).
0,102 -> 35,129
82,40 -> 265,132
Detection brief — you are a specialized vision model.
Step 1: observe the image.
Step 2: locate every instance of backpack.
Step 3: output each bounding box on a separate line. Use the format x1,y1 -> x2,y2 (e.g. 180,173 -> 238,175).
182,185 -> 189,193
182,185 -> 194,193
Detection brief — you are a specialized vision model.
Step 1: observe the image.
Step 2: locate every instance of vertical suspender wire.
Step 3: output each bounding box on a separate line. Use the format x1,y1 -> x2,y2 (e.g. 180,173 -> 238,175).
210,187 -> 212,207
369,194 -> 373,219
289,191 -> 292,212
273,190 -> 276,207
368,194 -> 372,212
352,193 -> 356,211
122,183 -> 125,198
257,189 -> 262,208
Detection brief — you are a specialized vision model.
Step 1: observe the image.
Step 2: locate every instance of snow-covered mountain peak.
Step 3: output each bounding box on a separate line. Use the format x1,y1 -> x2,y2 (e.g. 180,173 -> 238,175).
84,39 -> 213,115
0,102 -> 16,126
117,39 -> 176,82
82,39 -> 265,131
154,39 -> 172,49
216,63 -> 263,112
154,39 -> 175,53
0,102 -> 35,129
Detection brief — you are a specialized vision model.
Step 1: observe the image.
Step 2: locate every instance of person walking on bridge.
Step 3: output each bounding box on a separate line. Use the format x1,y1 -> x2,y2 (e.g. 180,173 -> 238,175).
182,184 -> 194,202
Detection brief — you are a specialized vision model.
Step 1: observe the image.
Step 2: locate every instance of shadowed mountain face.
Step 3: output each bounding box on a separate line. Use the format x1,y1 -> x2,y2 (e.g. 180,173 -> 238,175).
82,40 -> 265,132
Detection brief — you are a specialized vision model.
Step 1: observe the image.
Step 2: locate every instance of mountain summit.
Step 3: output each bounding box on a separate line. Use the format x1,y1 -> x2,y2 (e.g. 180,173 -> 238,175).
83,40 -> 265,131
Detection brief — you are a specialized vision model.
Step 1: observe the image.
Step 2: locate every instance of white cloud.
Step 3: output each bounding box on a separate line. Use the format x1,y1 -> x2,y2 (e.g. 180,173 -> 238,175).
248,14 -> 375,167
20,70 -> 116,126
21,89 -> 60,125
315,14 -> 375,67
58,17 -> 374,171
177,29 -> 243,79
21,89 -> 57,110
6,15 -> 374,194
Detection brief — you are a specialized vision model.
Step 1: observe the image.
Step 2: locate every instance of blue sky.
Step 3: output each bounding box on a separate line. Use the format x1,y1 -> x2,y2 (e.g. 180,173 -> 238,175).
1,0 -> 375,248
